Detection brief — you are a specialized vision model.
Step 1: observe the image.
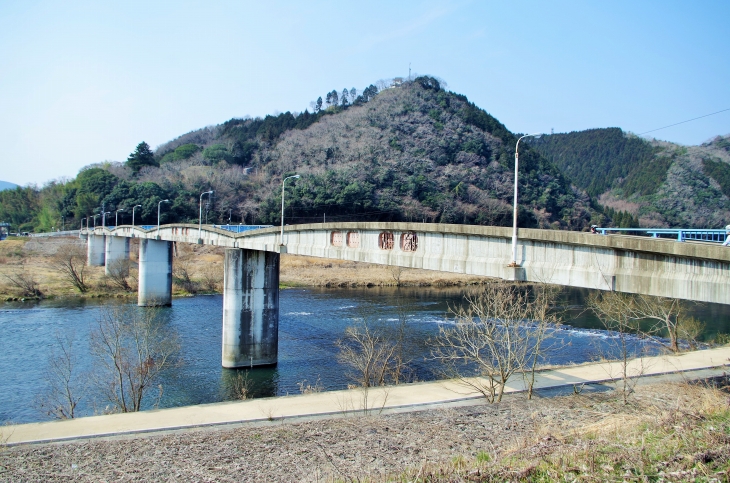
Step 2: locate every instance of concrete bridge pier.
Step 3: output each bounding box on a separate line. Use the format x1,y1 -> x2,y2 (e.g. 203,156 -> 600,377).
104,236 -> 130,276
138,239 -> 173,307
87,234 -> 105,266
222,248 -> 280,368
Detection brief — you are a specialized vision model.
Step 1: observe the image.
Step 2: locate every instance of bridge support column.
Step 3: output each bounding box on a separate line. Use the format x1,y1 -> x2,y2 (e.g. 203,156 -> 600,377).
105,236 -> 130,276
222,248 -> 279,368
87,234 -> 105,266
138,239 -> 173,307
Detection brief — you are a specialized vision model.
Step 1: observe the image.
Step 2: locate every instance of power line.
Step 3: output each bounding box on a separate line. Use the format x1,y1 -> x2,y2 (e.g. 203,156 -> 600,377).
638,108 -> 730,136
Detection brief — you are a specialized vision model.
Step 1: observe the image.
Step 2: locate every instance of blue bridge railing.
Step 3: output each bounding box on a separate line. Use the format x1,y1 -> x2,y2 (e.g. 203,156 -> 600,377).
213,224 -> 273,233
596,227 -> 727,243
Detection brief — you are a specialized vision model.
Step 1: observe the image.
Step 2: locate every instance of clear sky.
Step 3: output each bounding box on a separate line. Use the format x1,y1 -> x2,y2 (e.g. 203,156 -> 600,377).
1,0 -> 729,186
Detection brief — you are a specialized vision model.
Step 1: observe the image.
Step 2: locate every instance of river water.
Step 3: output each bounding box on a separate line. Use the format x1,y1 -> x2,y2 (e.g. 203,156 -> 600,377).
1,287 -> 728,424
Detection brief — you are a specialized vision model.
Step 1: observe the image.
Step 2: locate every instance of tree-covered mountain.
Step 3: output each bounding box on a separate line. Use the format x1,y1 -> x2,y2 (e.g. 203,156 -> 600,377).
530,129 -> 730,228
1,77 -> 597,232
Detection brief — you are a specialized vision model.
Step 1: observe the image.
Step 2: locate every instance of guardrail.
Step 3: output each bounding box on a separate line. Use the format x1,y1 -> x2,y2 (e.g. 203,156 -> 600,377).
596,227 -> 727,243
213,224 -> 273,233
29,230 -> 81,238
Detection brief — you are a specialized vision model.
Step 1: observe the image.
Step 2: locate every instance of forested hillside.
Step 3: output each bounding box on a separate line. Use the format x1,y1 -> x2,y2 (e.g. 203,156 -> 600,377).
531,129 -> 730,227
0,77 -> 596,233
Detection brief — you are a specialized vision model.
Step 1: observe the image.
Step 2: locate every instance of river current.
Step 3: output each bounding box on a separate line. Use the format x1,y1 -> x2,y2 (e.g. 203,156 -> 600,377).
1,287 -> 728,424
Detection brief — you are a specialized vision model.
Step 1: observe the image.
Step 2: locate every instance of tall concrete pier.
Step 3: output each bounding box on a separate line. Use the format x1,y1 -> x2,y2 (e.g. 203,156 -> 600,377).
138,239 -> 173,306
222,248 -> 280,368
104,236 -> 130,276
86,234 -> 105,266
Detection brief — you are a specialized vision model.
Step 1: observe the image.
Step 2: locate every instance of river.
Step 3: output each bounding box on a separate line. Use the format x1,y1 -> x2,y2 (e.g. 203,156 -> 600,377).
1,286 -> 728,424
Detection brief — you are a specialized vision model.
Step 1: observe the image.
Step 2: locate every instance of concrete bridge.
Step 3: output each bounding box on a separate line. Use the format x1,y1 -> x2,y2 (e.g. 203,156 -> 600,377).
81,222 -> 730,368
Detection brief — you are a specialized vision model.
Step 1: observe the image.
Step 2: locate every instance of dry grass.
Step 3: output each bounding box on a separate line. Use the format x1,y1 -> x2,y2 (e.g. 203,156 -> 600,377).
388,379 -> 730,482
1,379 -> 727,481
1,238 -> 489,300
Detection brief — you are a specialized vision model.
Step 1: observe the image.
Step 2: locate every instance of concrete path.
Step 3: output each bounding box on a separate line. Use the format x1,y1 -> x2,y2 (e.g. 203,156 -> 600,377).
4,347 -> 729,446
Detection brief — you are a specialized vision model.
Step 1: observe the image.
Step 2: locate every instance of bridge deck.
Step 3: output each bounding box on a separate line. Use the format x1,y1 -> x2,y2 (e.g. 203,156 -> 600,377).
83,222 -> 730,304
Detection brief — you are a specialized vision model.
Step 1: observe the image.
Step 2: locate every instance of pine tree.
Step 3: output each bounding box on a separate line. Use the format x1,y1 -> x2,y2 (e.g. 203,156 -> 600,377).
126,142 -> 158,175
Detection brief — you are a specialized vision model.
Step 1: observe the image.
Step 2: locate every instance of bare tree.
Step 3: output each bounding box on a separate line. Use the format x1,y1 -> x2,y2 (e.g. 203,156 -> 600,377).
37,332 -> 84,419
336,324 -> 402,388
106,258 -> 133,291
587,291 -> 646,404
90,304 -> 180,413
627,295 -> 683,353
388,266 -> 406,287
50,245 -> 88,293
4,270 -> 42,298
430,283 -> 559,403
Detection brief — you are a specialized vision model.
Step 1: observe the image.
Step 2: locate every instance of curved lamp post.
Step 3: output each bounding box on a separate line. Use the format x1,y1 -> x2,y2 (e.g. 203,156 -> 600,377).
132,204 -> 142,226
92,214 -> 99,229
157,199 -> 170,235
115,209 -> 124,227
510,133 -> 543,267
280,175 -> 300,245
102,211 -> 110,229
80,217 -> 86,231
198,190 -> 214,240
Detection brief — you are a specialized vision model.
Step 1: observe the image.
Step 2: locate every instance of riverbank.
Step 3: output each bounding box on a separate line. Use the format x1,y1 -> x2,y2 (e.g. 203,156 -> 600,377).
2,347 -> 729,481
0,236 -> 491,301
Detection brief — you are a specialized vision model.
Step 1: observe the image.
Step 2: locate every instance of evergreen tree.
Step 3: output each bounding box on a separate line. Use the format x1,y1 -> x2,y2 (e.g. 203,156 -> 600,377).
341,88 -> 349,106
126,142 -> 158,174
315,96 -> 323,113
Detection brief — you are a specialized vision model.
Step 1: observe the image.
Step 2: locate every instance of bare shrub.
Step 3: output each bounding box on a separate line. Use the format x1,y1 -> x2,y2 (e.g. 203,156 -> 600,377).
231,371 -> 254,400
106,258 -> 133,291
587,291 -> 647,404
430,283 -> 559,403
297,377 -> 324,394
336,325 -> 402,388
677,316 -> 705,350
200,265 -> 222,292
50,245 -> 88,293
90,304 -> 180,413
172,259 -> 198,294
388,266 -> 406,286
37,332 -> 84,419
3,270 -> 42,298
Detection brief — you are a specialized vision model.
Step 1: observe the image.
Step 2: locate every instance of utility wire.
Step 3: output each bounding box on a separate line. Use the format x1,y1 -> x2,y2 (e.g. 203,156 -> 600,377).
638,108 -> 730,136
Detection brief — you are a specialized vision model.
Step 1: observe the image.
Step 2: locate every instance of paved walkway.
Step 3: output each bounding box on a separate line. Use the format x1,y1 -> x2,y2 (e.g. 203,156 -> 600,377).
4,347 -> 729,446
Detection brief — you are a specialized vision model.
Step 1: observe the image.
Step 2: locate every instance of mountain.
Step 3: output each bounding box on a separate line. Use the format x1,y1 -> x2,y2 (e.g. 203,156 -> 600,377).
0,77 -> 598,232
530,129 -> 730,228
0,181 -> 18,191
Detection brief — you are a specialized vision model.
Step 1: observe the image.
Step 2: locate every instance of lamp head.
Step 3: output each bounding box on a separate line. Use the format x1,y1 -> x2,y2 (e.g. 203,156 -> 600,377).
293,175 -> 300,179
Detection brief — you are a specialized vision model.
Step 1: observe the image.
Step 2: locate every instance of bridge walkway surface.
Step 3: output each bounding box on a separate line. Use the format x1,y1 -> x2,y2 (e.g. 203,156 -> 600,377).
5,347 -> 729,446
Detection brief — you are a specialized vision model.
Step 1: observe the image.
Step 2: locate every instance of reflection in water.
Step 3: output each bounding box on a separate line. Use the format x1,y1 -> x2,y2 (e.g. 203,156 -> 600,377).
0,286 -> 728,424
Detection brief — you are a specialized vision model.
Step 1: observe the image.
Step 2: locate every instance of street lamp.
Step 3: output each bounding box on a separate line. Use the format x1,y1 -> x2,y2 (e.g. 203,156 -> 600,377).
510,133 -> 543,267
132,205 -> 142,226
115,209 -> 124,226
102,211 -> 111,229
92,214 -> 99,229
157,199 -> 170,235
80,217 -> 85,231
280,174 -> 300,245
199,190 -> 214,240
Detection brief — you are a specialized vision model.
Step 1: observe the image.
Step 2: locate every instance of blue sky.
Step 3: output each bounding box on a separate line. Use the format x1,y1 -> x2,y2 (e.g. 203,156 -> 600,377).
1,0 -> 728,186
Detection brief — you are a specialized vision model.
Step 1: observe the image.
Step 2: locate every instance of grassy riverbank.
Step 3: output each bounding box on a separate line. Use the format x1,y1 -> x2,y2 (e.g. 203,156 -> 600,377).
0,236 -> 491,301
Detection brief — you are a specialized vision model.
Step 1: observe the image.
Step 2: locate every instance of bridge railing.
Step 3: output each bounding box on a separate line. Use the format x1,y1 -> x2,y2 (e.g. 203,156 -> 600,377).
29,230 -> 80,238
596,227 -> 727,243
213,224 -> 273,233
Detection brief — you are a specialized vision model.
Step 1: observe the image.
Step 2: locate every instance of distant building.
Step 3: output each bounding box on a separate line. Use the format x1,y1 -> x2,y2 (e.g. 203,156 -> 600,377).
391,77 -> 404,87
